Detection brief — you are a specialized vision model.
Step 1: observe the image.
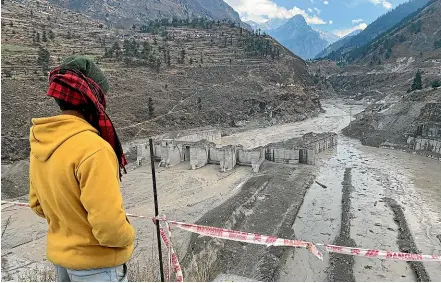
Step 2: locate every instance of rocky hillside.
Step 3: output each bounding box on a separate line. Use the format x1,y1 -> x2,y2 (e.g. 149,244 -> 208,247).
246,18 -> 288,31
1,0 -> 322,166
47,0 -> 251,29
325,0 -> 431,61
269,15 -> 329,60
312,0 -> 441,147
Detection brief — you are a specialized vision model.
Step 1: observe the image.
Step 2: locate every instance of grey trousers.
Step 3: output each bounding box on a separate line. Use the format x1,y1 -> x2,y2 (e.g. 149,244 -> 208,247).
55,264 -> 128,282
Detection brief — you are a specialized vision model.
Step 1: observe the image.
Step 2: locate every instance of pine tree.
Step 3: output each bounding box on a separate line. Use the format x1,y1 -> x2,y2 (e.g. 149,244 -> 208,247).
141,41 -> 151,59
200,52 -> 203,64
179,49 -> 185,64
35,32 -> 40,42
48,30 -> 55,40
112,41 -> 121,58
148,97 -> 155,119
155,58 -> 161,73
167,50 -> 171,66
197,97 -> 202,111
123,39 -> 132,56
411,70 -> 423,91
189,58 -> 193,65
42,30 -> 48,42
37,46 -> 50,72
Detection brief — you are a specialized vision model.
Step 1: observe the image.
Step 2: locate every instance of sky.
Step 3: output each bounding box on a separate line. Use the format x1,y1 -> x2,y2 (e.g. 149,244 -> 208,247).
223,0 -> 410,37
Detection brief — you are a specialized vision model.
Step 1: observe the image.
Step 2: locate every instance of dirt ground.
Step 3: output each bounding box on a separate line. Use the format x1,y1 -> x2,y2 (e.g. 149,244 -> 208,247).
2,100 -> 441,281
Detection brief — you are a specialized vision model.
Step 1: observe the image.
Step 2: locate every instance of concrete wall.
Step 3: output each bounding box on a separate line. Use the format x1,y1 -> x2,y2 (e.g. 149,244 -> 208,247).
160,140 -> 182,167
190,145 -> 209,170
135,132 -> 337,170
219,147 -> 237,172
312,135 -> 337,154
307,149 -> 315,165
265,147 -> 300,165
136,142 -> 162,166
177,130 -> 221,143
209,147 -> 221,163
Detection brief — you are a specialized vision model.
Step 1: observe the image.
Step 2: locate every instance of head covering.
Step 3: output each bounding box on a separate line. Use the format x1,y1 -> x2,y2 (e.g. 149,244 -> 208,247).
62,55 -> 110,93
47,56 -> 127,177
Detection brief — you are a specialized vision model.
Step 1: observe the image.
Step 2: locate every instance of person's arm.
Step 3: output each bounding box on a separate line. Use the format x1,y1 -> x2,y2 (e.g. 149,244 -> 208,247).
76,147 -> 135,248
29,180 -> 45,218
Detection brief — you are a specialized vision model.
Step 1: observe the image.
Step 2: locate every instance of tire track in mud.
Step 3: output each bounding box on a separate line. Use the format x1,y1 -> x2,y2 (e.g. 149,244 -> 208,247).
327,168 -> 356,282
383,198 -> 431,282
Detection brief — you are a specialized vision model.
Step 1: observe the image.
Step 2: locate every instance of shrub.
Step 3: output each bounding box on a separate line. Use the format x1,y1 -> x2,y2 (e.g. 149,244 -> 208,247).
431,80 -> 441,89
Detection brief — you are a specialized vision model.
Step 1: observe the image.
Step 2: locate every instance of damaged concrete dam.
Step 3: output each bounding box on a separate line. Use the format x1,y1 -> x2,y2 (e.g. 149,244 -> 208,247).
2,102 -> 441,282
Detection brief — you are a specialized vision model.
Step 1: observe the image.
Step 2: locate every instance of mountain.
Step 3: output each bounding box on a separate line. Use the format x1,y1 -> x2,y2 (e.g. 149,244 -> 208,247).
315,29 -> 362,59
344,0 -> 439,63
269,15 -> 329,59
47,0 -> 251,29
314,28 -> 340,45
325,0 -> 431,61
309,0 -> 441,150
245,18 -> 288,31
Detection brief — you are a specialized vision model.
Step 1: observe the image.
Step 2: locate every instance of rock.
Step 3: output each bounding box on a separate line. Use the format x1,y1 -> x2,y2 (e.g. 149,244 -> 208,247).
1,160 -> 30,199
214,274 -> 257,282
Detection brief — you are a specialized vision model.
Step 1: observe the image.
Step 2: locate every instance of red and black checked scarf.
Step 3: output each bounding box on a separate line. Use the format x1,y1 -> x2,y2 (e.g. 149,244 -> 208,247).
47,67 -> 128,177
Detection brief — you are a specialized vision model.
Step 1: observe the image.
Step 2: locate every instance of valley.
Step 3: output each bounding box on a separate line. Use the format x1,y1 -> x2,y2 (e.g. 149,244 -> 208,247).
1,0 -> 441,282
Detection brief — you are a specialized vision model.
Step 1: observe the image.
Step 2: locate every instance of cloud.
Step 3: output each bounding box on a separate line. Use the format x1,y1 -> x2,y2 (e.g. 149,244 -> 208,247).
370,0 -> 392,9
329,20 -> 333,24
224,0 -> 327,24
323,1 -> 329,4
308,8 -> 313,13
333,22 -> 367,37
314,7 -> 321,14
352,19 -> 364,24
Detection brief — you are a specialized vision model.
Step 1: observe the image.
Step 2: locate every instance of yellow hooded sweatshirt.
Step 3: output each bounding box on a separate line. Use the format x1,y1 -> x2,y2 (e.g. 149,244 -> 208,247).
29,114 -> 135,270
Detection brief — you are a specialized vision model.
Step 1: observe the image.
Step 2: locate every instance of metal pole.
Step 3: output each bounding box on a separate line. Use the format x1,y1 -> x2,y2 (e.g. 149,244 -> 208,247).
149,138 -> 165,282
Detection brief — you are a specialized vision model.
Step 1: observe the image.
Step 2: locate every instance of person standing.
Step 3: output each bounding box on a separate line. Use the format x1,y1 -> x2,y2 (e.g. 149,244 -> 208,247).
29,56 -> 135,282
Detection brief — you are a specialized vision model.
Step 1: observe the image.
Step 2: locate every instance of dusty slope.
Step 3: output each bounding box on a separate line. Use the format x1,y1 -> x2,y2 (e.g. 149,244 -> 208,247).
46,0 -> 249,29
1,0 -> 321,166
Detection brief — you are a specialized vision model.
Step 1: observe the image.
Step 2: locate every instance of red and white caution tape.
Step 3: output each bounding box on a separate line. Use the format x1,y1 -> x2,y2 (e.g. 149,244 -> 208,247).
2,201 -> 440,264
156,220 -> 184,282
324,244 -> 441,262
167,220 -> 324,260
